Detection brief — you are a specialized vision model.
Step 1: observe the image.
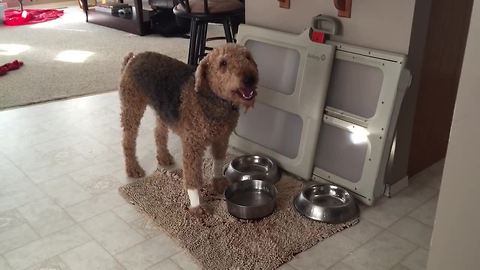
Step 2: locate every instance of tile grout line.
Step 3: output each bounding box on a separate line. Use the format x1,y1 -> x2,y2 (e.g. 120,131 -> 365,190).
4,146 -> 82,189
2,224 -> 91,270
112,209 -> 188,269
168,249 -> 204,270
325,224 -> 420,270
0,218 -> 41,257
110,210 -> 150,244
60,238 -> 128,270
388,247 -> 423,270
404,195 -> 438,227
384,216 -> 433,247
322,189 -> 438,270
1,254 -> 15,270
88,210 -> 149,270
382,191 -> 437,247
165,255 -> 188,270
7,127 -> 126,186
285,224 -> 378,270
59,187 -> 126,219
0,152 -> 52,216
97,210 -> 166,257
361,182 -> 438,228
338,187 -> 438,268
325,227 -> 390,270
3,204 -> 130,267
41,179 -> 93,223
408,214 -> 436,228
17,196 -> 82,237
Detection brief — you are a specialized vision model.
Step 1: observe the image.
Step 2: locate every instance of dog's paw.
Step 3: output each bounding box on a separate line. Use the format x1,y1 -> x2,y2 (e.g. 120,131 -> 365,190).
157,152 -> 174,167
126,164 -> 146,178
188,205 -> 207,218
212,177 -> 229,195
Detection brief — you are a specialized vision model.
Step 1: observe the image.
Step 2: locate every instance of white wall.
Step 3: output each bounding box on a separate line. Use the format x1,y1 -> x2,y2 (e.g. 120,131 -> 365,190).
246,0 -> 416,54
427,2 -> 480,269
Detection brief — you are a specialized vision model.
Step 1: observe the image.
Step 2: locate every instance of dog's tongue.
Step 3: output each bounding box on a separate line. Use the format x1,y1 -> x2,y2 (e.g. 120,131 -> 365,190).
239,88 -> 255,100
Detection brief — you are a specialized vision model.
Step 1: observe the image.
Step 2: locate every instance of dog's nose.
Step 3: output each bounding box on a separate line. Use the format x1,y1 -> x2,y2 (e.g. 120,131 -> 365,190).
243,74 -> 256,87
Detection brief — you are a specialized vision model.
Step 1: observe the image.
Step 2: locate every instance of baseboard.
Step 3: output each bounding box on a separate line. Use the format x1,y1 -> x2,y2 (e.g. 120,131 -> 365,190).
384,176 -> 409,197
4,0 -> 76,8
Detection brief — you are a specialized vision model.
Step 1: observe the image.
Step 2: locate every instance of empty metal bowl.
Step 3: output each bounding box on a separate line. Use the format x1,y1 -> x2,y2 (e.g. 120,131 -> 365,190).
293,184 -> 359,223
224,155 -> 281,184
225,179 -> 277,220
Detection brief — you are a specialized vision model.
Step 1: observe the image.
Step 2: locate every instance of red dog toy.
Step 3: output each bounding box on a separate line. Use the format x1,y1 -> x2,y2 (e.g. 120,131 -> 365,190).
0,60 -> 24,76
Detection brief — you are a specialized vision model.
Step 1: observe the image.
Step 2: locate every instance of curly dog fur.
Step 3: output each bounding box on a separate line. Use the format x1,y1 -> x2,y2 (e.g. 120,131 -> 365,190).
119,44 -> 258,216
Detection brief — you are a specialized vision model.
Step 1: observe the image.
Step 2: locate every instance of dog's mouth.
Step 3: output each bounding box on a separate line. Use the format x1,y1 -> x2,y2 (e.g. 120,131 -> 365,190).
235,88 -> 256,101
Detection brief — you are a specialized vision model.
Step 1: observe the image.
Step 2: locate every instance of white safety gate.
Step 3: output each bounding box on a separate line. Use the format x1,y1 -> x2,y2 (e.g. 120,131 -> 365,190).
230,25 -> 412,205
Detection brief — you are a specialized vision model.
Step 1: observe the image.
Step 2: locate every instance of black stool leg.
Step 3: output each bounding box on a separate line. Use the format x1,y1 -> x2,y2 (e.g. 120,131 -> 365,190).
223,19 -> 234,43
198,23 -> 208,62
188,18 -> 198,65
231,13 -> 244,37
193,22 -> 205,65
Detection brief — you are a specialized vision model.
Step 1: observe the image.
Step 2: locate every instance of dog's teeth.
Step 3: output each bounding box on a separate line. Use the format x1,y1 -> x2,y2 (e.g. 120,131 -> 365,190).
238,89 -> 255,101
241,90 -> 254,100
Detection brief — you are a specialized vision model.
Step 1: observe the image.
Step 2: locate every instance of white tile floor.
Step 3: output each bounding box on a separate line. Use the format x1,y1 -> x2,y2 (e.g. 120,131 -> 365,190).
0,92 -> 443,270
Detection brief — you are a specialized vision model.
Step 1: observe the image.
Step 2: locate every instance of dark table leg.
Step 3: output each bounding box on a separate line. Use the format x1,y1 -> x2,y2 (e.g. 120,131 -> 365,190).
134,0 -> 144,35
188,18 -> 198,65
81,0 -> 88,21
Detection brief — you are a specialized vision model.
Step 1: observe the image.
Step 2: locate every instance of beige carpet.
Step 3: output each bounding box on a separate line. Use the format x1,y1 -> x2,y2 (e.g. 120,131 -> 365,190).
0,1 -> 221,109
119,157 -> 359,270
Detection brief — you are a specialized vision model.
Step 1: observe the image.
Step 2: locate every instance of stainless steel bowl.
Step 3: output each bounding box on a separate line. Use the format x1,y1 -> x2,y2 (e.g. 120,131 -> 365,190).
293,184 -> 359,223
225,179 -> 277,220
223,155 -> 281,184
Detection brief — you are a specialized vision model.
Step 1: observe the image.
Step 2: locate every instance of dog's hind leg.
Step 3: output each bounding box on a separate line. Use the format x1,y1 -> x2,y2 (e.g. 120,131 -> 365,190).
182,139 -> 206,216
211,137 -> 229,194
155,117 -> 174,167
120,88 -> 147,178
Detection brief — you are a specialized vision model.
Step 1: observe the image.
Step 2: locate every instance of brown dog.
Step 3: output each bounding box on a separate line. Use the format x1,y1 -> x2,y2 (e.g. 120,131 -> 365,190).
119,44 -> 258,215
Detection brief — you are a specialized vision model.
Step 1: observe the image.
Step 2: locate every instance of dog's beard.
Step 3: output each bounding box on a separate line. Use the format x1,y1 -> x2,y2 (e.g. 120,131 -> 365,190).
242,102 -> 255,113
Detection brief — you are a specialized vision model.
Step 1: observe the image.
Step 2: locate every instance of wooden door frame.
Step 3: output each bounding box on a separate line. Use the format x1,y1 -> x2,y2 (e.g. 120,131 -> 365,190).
407,0 -> 473,176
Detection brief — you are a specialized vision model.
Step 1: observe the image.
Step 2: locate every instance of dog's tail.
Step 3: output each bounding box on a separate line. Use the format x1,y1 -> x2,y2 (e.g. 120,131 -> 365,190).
121,52 -> 134,72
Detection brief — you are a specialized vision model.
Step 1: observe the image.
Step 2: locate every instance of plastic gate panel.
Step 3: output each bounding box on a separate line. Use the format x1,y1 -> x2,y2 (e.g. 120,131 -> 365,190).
230,25 -> 335,179
313,42 -> 411,205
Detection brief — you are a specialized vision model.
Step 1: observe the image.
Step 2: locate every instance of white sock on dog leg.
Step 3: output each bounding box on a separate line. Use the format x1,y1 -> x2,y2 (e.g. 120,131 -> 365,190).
187,189 -> 200,208
214,159 -> 224,178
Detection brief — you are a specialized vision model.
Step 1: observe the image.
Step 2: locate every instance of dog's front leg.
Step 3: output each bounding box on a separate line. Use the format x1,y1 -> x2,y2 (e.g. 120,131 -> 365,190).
182,139 -> 206,216
211,137 -> 229,194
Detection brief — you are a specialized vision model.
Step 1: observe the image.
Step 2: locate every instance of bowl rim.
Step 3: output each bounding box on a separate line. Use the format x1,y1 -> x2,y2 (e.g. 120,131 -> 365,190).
296,184 -> 356,210
229,155 -> 277,172
223,155 -> 281,183
225,179 -> 278,208
293,192 -> 359,223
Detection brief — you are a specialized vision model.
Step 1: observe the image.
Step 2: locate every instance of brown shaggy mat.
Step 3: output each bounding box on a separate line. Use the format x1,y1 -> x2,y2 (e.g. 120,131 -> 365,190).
119,157 -> 359,270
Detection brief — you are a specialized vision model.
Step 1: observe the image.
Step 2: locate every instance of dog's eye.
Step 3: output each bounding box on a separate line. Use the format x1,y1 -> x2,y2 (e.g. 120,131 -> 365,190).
219,59 -> 227,67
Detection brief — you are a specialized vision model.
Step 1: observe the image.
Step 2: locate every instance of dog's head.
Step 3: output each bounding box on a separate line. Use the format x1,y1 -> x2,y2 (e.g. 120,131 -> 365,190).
194,44 -> 259,109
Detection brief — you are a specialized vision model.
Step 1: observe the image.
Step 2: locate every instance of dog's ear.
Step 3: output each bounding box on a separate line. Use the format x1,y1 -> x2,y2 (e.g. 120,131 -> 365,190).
194,56 -> 209,92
